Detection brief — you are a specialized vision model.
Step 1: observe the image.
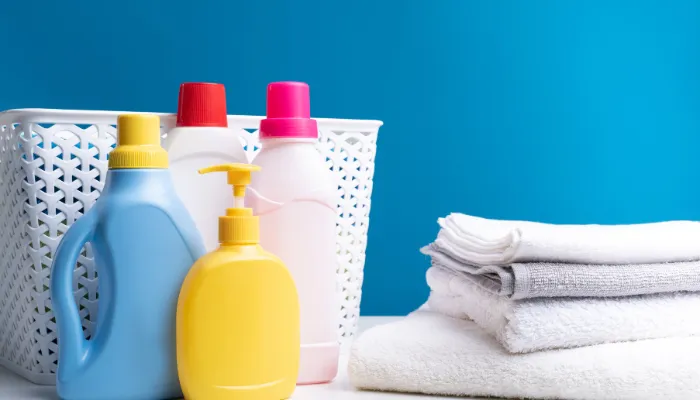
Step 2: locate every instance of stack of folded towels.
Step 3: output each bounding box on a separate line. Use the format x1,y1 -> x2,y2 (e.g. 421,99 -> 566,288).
348,213 -> 700,400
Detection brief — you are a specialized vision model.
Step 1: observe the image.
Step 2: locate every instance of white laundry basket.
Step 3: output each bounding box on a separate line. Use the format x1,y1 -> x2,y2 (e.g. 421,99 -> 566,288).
0,108 -> 382,384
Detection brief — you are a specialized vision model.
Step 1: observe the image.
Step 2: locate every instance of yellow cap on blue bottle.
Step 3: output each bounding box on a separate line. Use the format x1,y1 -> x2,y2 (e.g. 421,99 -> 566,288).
109,114 -> 168,169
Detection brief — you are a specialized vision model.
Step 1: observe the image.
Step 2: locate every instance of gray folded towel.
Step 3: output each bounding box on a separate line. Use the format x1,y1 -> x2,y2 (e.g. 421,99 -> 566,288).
421,243 -> 700,299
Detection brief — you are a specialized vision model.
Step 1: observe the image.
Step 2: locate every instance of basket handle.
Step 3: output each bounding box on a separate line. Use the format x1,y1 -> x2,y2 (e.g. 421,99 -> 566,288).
50,210 -> 97,378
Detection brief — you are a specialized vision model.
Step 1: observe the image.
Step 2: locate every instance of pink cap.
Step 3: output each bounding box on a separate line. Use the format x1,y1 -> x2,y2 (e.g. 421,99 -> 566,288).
260,82 -> 318,139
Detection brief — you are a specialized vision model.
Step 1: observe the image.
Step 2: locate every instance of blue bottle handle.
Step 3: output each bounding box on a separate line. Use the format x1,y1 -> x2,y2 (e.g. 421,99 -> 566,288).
50,211 -> 97,377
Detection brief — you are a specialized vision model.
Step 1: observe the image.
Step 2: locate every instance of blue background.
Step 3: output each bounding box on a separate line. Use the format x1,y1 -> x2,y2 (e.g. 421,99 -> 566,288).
3,0 -> 700,315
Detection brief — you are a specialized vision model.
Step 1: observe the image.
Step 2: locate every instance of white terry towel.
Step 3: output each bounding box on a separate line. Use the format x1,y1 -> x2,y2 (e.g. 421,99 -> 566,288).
438,213 -> 700,265
428,265 -> 700,353
348,310 -> 700,400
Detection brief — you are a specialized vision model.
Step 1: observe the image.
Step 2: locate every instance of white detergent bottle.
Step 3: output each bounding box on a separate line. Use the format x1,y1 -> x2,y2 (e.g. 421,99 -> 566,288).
248,82 -> 339,384
163,82 -> 248,252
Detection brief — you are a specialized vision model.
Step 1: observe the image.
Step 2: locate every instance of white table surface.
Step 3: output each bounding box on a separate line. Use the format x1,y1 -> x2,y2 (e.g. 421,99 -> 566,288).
0,316 -> 461,399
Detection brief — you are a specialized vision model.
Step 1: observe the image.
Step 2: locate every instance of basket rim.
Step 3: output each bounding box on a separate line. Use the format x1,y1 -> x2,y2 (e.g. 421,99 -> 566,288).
0,108 -> 384,130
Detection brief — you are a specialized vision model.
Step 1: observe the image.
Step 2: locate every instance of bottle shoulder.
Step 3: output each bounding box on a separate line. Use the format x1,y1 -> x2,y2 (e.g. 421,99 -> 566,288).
96,187 -> 181,211
191,246 -> 287,270
164,127 -> 248,162
183,247 -> 294,291
164,126 -> 242,145
93,189 -> 196,235
253,143 -> 329,169
91,198 -> 185,231
249,145 -> 335,206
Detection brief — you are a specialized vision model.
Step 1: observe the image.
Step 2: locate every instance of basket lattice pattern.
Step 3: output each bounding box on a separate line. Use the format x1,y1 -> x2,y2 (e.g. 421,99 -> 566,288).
0,111 -> 380,384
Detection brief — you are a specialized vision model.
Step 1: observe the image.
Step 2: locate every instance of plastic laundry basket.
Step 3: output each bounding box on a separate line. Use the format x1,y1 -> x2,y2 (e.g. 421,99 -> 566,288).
0,108 -> 382,384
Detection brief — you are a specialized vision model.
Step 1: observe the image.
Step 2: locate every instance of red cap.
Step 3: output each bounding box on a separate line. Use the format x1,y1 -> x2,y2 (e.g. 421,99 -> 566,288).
176,83 -> 228,127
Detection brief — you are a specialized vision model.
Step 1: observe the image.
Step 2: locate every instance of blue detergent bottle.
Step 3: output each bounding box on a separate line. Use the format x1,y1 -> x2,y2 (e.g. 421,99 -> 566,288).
50,114 -> 206,400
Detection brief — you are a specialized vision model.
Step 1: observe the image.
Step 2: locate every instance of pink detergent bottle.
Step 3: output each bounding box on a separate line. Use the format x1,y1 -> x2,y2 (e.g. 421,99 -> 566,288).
248,82 -> 339,384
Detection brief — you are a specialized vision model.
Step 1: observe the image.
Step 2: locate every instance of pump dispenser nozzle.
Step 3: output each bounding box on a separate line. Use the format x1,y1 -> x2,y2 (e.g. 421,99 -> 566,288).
198,163 -> 261,245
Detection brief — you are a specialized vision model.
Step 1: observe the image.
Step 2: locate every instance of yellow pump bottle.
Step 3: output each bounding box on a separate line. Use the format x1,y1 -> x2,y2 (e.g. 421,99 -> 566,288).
176,163 -> 300,400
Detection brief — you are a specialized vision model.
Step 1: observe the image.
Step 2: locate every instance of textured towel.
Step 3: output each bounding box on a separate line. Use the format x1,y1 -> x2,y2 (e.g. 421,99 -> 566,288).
348,310 -> 700,400
427,265 -> 700,353
438,213 -> 700,265
423,243 -> 700,299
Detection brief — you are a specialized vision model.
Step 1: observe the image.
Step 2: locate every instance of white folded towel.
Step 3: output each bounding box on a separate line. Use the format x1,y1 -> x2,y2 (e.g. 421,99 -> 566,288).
423,242 -> 700,299
427,265 -> 700,353
438,213 -> 700,265
348,310 -> 700,400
